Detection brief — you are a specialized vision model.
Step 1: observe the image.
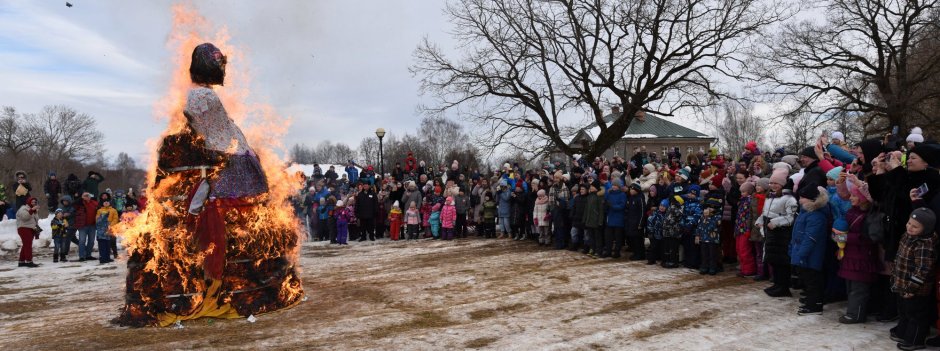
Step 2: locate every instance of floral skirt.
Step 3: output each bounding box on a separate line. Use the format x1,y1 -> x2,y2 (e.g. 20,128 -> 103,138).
211,154 -> 269,198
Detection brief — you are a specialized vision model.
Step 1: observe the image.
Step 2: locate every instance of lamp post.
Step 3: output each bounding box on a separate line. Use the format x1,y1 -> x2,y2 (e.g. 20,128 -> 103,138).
375,128 -> 386,177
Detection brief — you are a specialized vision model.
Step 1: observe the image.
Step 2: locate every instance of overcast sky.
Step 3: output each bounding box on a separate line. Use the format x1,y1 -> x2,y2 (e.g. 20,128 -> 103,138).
0,0 -> 461,164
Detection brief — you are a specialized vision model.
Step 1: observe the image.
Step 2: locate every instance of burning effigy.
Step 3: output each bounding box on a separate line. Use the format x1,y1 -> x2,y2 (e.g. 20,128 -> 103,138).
113,5 -> 304,327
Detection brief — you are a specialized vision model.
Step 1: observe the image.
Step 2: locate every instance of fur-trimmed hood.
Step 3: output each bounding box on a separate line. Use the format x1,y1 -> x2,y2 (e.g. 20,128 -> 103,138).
800,186 -> 829,212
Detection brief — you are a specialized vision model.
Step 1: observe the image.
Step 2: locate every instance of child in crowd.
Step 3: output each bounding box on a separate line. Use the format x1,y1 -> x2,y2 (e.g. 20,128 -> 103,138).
661,195 -> 685,268
696,203 -> 723,275
569,185 -> 587,251
751,178 -> 770,280
680,185 -> 703,269
583,182 -> 604,256
533,189 -> 550,246
51,209 -> 69,263
890,208 -> 937,350
318,198 -> 330,241
735,182 -> 757,277
421,199 -> 433,238
429,203 -> 442,239
326,196 -> 338,243
837,189 -> 879,324
482,193 -> 497,238
405,201 -> 421,240
441,197 -> 457,240
95,200 -> 118,264
389,201 -> 403,241
791,186 -> 830,315
646,199 -> 667,265
335,200 -> 350,245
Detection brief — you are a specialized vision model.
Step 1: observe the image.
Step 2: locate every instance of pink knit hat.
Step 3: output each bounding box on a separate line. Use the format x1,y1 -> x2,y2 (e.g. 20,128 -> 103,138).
770,167 -> 788,186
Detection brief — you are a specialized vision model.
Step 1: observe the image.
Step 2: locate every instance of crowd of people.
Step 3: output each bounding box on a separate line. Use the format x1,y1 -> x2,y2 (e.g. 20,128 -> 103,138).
3,170 -> 147,267
293,129 -> 940,350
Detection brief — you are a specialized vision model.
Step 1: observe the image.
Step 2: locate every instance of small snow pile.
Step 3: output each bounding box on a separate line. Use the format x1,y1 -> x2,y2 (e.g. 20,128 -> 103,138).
0,214 -> 54,253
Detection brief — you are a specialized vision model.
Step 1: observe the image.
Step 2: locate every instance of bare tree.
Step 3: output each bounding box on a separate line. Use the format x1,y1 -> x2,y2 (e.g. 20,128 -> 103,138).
0,107 -> 38,174
358,137 -> 379,166
333,143 -> 357,165
419,116 -> 470,166
413,0 -> 785,160
749,0 -> 940,135
30,105 -> 104,172
781,109 -> 826,153
704,99 -> 764,155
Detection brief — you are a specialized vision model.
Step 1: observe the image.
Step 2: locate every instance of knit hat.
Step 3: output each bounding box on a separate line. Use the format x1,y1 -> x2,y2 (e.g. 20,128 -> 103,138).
393,200 -> 400,208
537,189 -> 546,197
612,178 -> 624,188
831,131 -> 845,142
798,185 -> 820,200
687,184 -> 701,197
643,163 -> 656,174
909,143 -> 940,169
800,147 -> 818,160
445,196 -> 454,204
678,168 -> 690,180
336,200 -> 344,207
740,181 -> 755,194
659,199 -> 669,208
825,166 -> 844,181
770,167 -> 789,186
628,183 -> 641,192
757,178 -> 771,191
908,127 -> 924,143
745,140 -> 758,152
911,207 -> 936,236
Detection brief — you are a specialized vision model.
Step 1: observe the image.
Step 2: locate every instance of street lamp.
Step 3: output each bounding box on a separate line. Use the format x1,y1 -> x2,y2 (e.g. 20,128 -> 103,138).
375,128 -> 386,177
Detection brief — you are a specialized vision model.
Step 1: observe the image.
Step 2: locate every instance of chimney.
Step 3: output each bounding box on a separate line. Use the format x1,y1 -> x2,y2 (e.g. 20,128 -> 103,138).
635,110 -> 646,122
611,105 -> 620,116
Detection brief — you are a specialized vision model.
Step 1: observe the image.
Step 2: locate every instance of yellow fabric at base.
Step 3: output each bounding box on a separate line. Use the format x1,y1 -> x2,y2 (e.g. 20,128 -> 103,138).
156,279 -> 241,327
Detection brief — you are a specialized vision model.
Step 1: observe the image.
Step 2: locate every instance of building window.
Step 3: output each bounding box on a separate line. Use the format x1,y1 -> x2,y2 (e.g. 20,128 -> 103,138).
662,146 -> 668,156
687,146 -> 693,155
699,146 -> 705,153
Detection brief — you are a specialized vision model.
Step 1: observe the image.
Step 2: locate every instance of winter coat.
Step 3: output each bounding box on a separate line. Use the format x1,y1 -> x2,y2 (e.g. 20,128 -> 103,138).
11,180 -> 31,209
51,217 -> 68,239
454,194 -> 470,214
680,199 -> 703,232
497,190 -> 512,218
15,204 -> 38,230
789,190 -> 831,271
604,188 -> 627,228
646,210 -> 665,240
510,191 -> 528,226
696,209 -> 722,243
401,189 -> 423,211
891,231 -> 938,296
582,190 -> 605,229
337,207 -> 353,225
533,197 -> 550,227
345,165 -> 359,184
429,211 -> 441,236
441,204 -> 457,229
405,208 -> 421,225
868,166 -> 940,261
44,178 -> 61,196
662,203 -> 685,239
64,173 -> 83,197
759,191 -> 797,265
624,193 -> 645,234
570,194 -> 588,228
389,208 -> 403,226
83,172 -> 104,198
838,207 -> 881,283
749,193 -> 767,241
355,190 -> 378,219
482,200 -> 497,222
318,204 -> 333,220
79,199 -> 99,228
735,195 -> 753,237
421,202 -> 432,226
96,206 -> 119,229
637,173 -> 658,194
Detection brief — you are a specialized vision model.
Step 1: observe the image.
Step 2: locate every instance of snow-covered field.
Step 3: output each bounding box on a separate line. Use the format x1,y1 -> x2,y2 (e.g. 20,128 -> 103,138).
0,232 -> 899,350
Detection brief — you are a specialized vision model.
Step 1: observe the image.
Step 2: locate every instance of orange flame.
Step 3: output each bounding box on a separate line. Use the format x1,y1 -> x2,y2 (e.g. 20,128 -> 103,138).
116,3 -> 304,327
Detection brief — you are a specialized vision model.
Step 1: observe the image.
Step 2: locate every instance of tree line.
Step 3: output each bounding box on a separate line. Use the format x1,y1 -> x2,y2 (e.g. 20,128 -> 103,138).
412,0 -> 940,160
0,105 -> 144,197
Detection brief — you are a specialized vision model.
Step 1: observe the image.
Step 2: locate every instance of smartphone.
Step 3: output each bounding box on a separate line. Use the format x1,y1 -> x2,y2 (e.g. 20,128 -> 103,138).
892,125 -> 899,135
917,183 -> 929,198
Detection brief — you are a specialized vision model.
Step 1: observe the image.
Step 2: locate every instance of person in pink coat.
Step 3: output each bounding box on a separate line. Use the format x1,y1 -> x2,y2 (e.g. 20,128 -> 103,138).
441,196 -> 458,240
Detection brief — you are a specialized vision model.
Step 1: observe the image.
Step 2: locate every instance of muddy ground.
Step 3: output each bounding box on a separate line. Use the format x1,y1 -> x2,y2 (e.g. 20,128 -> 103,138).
0,238 -> 897,350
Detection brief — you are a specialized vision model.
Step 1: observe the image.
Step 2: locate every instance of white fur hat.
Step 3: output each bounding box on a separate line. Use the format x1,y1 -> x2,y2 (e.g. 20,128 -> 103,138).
336,200 -> 344,207
831,131 -> 844,142
908,127 -> 924,143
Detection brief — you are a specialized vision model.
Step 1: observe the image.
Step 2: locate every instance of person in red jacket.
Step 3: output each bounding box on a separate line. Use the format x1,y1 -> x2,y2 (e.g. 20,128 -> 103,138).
404,152 -> 417,173
389,201 -> 403,241
76,192 -> 99,261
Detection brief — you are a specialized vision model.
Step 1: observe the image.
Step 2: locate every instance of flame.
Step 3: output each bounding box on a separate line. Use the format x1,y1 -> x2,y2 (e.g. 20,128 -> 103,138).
115,3 -> 304,327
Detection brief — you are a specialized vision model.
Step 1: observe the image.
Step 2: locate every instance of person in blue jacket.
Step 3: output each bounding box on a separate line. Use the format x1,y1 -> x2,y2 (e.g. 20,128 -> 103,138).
790,185 -> 831,315
624,183 -> 647,260
601,178 -> 627,258
345,160 -> 359,185
680,184 -> 703,269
